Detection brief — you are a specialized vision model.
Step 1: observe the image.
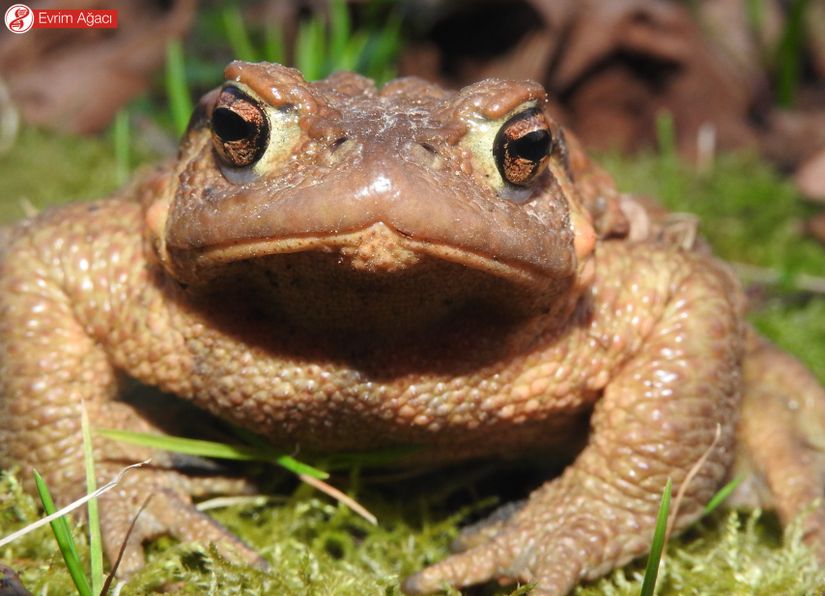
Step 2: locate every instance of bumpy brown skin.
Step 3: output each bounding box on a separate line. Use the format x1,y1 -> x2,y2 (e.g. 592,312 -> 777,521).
0,62 -> 821,594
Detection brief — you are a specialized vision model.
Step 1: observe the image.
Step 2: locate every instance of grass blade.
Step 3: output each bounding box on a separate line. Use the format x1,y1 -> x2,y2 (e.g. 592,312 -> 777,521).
775,0 -> 810,107
33,470 -> 92,596
0,462 -> 148,551
263,23 -> 284,64
96,428 -> 328,480
298,473 -> 377,525
328,0 -> 351,61
165,38 -> 193,137
112,110 -> 129,186
655,110 -> 677,161
276,455 -> 329,478
339,31 -> 368,72
362,12 -> 402,82
704,474 -> 744,515
296,17 -> 326,80
640,478 -> 672,596
222,5 -> 258,62
81,405 -> 103,595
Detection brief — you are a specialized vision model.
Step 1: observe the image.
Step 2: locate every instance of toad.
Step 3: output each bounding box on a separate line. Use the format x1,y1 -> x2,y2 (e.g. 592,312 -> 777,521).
2,62 -> 825,594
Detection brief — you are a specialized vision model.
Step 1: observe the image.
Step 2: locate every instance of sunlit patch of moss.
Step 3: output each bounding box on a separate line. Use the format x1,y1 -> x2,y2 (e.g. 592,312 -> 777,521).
0,128 -> 118,222
602,151 -> 825,276
122,485 -> 465,595
5,464 -> 825,595
751,298 -> 825,384
0,127 -> 158,224
579,510 -> 825,595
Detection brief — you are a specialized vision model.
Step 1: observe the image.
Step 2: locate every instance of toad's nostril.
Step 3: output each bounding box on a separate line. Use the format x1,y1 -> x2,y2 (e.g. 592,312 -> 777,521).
331,136 -> 349,152
326,137 -> 359,166
406,141 -> 443,169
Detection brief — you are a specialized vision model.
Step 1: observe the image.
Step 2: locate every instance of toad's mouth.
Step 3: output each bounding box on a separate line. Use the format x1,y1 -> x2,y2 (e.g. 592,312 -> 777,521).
167,222 -> 575,336
180,222 -> 543,285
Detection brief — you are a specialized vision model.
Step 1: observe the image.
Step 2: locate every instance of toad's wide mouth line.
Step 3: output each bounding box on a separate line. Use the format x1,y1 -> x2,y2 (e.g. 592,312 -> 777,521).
173,227 -> 558,287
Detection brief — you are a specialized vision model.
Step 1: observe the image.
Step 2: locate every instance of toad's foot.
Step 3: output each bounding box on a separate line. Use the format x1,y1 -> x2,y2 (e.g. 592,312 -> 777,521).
87,402 -> 263,576
96,460 -> 263,577
735,333 -> 825,559
403,480 -> 649,594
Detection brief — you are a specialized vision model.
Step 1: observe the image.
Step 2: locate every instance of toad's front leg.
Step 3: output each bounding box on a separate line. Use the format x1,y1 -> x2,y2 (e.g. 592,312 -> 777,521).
404,247 -> 745,594
0,198 -> 259,575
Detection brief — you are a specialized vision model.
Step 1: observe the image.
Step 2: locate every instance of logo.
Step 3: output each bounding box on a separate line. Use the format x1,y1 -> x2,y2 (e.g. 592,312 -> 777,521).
4,4 -> 34,34
2,5 -> 117,32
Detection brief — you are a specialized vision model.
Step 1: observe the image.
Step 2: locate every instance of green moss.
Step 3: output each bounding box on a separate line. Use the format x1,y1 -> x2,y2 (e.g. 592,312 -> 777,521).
579,511 -> 825,595
751,298 -> 825,384
0,125 -> 161,226
602,151 -> 825,276
0,469 -> 466,596
0,472 -> 89,595
0,128 -> 126,223
126,490 -> 462,595
3,467 -> 825,595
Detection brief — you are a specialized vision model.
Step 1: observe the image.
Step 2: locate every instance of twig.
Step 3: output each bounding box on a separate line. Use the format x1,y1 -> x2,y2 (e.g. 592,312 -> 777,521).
0,460 -> 150,549
299,473 -> 377,525
196,495 -> 276,511
731,262 -> 825,295
0,76 -> 19,155
667,423 -> 722,541
101,494 -> 153,595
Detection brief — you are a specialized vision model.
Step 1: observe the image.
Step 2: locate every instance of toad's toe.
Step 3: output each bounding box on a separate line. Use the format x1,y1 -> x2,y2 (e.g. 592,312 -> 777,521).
403,539 -> 516,594
449,499 -> 524,552
98,466 -> 263,577
404,519 -> 592,595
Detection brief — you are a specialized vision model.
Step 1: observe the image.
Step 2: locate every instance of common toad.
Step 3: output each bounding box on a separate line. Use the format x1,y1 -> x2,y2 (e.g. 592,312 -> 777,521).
2,62 -> 825,594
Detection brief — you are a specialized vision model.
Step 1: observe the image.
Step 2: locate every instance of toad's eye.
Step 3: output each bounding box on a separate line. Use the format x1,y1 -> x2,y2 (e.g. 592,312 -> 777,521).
211,87 -> 269,168
493,108 -> 552,187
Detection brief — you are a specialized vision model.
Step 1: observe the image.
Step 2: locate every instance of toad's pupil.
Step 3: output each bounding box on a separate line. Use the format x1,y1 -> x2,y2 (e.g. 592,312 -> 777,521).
213,108 -> 253,142
510,129 -> 550,161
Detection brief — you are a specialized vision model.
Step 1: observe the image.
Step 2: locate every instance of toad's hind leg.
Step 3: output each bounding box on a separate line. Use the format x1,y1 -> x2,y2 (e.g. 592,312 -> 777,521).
735,331 -> 825,556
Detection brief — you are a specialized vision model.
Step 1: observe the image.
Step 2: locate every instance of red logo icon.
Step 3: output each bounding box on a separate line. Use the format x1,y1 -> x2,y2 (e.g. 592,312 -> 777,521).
4,4 -> 34,34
